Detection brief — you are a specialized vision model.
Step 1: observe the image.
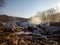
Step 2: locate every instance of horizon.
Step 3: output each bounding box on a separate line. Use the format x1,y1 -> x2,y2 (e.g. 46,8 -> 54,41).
1,0 -> 60,18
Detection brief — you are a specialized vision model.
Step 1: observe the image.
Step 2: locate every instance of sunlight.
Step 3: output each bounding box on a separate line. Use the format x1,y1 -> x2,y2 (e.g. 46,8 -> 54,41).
56,3 -> 60,12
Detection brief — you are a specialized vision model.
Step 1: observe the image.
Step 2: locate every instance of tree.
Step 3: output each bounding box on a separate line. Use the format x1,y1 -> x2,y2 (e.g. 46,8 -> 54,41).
0,0 -> 6,7
0,0 -> 6,14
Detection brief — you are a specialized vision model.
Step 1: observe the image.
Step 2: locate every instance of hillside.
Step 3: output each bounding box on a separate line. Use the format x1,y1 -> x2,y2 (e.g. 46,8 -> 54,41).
0,15 -> 29,22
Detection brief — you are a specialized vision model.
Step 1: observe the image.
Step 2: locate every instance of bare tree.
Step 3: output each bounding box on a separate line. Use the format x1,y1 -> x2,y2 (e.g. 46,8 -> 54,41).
0,0 -> 6,7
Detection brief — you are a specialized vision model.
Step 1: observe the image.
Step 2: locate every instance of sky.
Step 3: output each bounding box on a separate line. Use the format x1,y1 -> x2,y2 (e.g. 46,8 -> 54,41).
1,0 -> 60,18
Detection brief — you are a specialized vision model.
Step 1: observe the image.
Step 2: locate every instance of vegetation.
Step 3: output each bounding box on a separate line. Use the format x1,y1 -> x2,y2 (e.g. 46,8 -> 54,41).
0,0 -> 6,7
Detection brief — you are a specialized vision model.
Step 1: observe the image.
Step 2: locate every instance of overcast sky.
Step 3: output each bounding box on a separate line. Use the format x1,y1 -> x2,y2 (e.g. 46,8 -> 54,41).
1,0 -> 60,18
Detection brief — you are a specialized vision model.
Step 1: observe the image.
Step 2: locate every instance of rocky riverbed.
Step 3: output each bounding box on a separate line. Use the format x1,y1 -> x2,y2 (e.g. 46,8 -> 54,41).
0,27 -> 60,45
